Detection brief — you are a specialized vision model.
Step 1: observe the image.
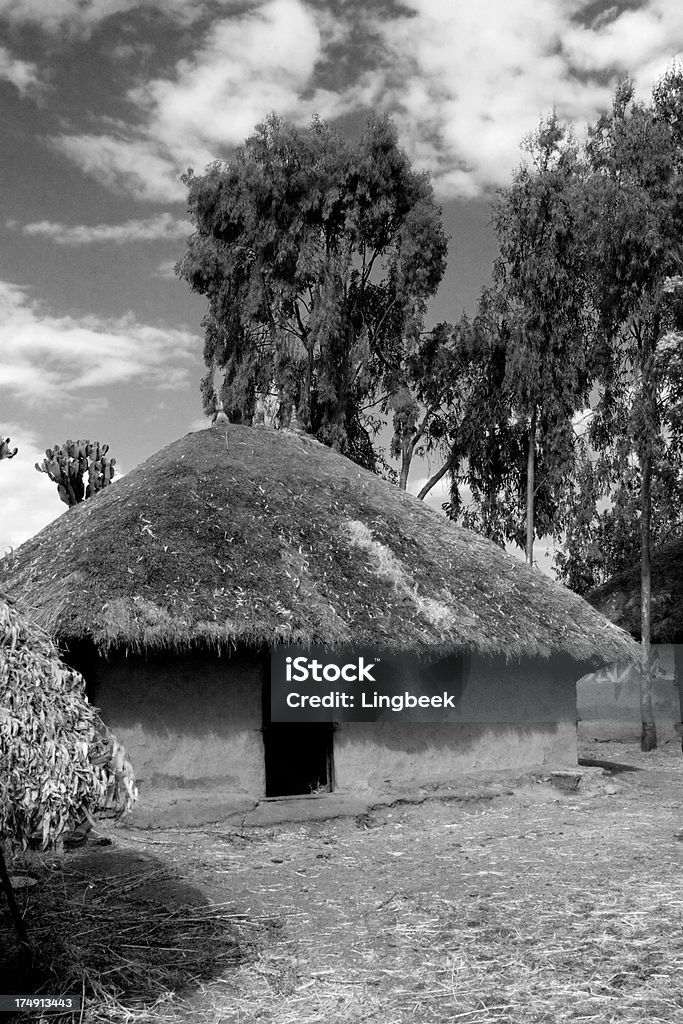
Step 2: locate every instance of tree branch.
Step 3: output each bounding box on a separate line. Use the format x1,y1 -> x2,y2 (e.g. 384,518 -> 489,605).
417,449 -> 460,501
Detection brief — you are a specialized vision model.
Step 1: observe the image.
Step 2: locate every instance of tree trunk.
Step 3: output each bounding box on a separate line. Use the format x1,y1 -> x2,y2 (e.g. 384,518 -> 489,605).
0,841 -> 31,954
417,449 -> 460,501
300,343 -> 315,430
674,643 -> 683,753
398,435 -> 414,490
526,408 -> 536,567
640,449 -> 657,751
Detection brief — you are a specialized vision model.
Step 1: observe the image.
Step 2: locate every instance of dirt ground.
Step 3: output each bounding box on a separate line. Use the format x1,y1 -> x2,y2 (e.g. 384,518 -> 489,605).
4,738 -> 683,1023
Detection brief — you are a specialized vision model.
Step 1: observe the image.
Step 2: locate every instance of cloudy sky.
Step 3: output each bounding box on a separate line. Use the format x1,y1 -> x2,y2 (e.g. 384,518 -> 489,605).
0,0 -> 681,567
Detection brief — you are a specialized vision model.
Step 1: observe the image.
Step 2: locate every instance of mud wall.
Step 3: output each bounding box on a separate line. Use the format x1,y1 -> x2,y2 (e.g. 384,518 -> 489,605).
87,649 -> 265,798
334,720 -> 577,791
334,654 -> 580,790
85,648 -> 581,811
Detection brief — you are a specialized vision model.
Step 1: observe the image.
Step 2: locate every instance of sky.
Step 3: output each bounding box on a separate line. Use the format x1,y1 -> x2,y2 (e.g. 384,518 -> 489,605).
1,0 -> 682,573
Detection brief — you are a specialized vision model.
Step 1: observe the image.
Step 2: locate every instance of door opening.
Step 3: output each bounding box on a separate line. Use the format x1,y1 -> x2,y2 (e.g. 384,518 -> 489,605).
262,670 -> 334,796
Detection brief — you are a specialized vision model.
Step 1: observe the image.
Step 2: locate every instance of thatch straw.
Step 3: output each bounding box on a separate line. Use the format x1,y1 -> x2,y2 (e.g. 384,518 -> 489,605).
4,743 -> 682,1023
0,595 -> 136,849
0,426 -> 638,665
159,747 -> 683,1024
0,850 -> 273,1023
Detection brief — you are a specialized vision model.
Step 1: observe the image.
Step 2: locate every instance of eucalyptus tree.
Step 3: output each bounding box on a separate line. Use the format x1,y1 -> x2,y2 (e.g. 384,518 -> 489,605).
573,72 -> 683,750
493,116 -> 594,565
441,119 -> 591,560
556,453 -> 683,596
177,113 -> 447,470
385,314 -> 480,494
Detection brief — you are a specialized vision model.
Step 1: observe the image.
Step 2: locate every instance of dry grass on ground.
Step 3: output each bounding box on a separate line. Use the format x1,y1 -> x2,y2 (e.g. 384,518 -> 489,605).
2,739 -> 683,1023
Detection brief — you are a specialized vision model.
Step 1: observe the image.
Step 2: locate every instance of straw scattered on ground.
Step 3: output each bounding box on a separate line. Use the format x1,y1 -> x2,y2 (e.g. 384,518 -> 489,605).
2,739 -> 683,1023
0,847 -> 276,1022
182,752 -> 683,1024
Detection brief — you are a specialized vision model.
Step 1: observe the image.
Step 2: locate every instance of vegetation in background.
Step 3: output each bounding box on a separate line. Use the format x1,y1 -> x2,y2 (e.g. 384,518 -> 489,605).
442,69 -> 683,749
177,113 -> 448,474
440,119 -> 592,564
489,116 -> 592,566
568,72 -> 683,749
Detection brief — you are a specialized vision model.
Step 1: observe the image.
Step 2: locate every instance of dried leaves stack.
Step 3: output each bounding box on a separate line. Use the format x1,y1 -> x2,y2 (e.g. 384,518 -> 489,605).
0,597 -> 136,849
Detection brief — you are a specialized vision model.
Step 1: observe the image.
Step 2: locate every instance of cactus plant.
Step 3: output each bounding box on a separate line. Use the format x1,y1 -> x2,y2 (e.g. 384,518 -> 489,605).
35,440 -> 116,507
0,437 -> 17,461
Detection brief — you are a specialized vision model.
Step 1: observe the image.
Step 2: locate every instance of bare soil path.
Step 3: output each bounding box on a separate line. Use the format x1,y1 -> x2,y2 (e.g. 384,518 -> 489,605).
4,739 -> 683,1023
130,740 -> 683,1023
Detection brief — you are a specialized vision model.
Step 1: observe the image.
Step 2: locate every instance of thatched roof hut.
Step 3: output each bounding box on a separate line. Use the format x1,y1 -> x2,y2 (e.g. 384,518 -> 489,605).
588,540 -> 683,644
582,544 -> 683,743
2,427 -> 635,663
0,594 -> 135,849
0,427 -> 638,820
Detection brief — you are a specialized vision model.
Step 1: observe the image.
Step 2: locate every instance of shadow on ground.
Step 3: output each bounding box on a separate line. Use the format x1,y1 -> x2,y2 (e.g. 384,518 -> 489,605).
578,757 -> 644,774
0,843 -> 274,1011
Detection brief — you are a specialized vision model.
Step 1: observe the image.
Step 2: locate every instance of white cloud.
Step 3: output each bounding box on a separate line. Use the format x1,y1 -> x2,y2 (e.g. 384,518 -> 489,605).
0,426 -> 65,552
364,0 -> 683,197
16,212 -> 190,245
44,0 -> 683,202
563,4 -> 683,83
51,134 -> 187,202
0,280 -> 199,403
50,0 -> 361,201
130,0 -> 337,164
0,44 -> 41,97
154,258 -> 178,279
0,0 -> 204,32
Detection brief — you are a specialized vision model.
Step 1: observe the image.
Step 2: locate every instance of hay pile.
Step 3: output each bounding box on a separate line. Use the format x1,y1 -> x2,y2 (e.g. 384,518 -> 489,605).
0,595 -> 136,849
0,854 -> 272,1021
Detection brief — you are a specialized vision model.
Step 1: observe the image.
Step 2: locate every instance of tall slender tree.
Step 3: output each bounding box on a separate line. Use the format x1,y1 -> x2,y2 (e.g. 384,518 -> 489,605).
575,73 -> 683,750
493,115 -> 594,565
443,119 -> 592,560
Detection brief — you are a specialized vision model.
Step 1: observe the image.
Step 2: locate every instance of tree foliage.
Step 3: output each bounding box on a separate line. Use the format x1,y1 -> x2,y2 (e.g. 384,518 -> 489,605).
548,70 -> 683,750
556,448 -> 683,594
443,119 -> 592,559
386,315 -> 479,492
177,113 -> 448,469
556,75 -> 683,580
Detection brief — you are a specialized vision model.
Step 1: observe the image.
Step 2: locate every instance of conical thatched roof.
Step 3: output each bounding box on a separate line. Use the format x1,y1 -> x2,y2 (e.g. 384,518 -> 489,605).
0,594 -> 136,848
587,539 -> 683,644
0,427 -> 637,665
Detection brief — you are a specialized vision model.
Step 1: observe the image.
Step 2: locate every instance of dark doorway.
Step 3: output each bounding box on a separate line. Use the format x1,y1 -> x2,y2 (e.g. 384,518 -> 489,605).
261,672 -> 334,797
